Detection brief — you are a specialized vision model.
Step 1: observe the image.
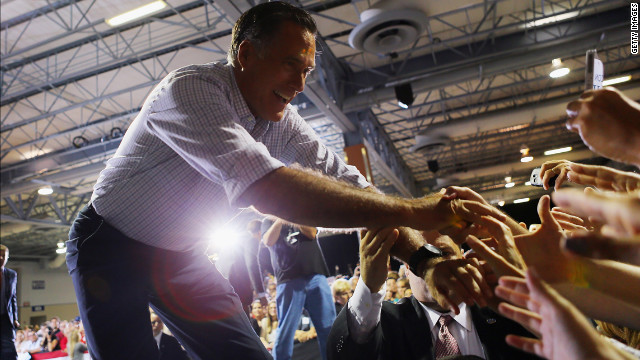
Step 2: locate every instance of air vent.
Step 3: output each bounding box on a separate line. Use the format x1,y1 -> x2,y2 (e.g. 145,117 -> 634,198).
349,1 -> 427,54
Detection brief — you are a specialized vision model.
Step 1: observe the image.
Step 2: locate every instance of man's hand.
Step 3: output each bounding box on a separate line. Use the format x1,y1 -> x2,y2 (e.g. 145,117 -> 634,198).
567,162 -> 640,193
441,186 -> 527,238
553,188 -> 640,237
563,232 -> 640,266
360,228 -> 399,292
496,270 -> 629,360
565,87 -> 640,167
425,258 -> 493,314
540,160 -> 572,191
511,196 -> 579,284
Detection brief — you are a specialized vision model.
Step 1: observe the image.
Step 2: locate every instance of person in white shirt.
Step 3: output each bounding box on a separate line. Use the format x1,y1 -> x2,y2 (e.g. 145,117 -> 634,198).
327,229 -> 540,360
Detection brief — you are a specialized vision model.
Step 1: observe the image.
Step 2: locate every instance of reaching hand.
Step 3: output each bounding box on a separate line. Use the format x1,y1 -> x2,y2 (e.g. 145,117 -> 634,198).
426,257 -> 493,314
552,188 -> 640,237
360,228 -> 399,292
540,160 -> 572,191
563,232 -> 640,266
496,270 -> 628,360
511,196 -> 580,284
567,162 -> 640,193
565,87 -> 640,168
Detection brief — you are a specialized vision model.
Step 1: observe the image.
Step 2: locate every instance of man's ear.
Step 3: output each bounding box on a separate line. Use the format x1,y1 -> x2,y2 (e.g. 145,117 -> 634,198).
236,39 -> 255,70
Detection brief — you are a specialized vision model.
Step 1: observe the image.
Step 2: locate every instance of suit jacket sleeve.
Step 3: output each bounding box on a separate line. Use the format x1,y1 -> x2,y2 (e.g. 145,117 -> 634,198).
159,333 -> 188,360
327,302 -> 382,360
9,269 -> 18,325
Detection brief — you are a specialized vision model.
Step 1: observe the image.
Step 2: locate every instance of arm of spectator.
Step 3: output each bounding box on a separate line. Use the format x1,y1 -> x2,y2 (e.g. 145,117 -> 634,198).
567,162 -> 640,193
298,224 -> 317,240
262,218 -> 283,247
552,188 -> 640,237
496,271 -> 636,360
442,186 -> 529,237
563,232 -> 640,265
565,87 -> 640,168
343,228 -> 398,344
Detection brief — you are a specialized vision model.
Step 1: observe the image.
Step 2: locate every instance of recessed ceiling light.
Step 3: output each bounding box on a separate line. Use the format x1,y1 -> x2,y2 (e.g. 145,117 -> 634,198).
505,182 -> 515,188
513,198 -> 530,204
602,75 -> 631,86
38,186 -> 53,195
544,146 -> 572,155
106,1 -> 167,27
498,201 -> 505,207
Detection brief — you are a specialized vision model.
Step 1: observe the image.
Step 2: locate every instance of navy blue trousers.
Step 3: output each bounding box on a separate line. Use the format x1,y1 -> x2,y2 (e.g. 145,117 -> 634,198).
67,204 -> 272,360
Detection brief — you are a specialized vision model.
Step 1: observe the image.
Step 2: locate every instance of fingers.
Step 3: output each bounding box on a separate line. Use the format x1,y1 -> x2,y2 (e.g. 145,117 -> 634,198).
555,165 -> 569,191
467,235 -> 524,279
505,335 -> 544,357
452,262 -> 490,307
454,200 -> 507,224
537,195 -> 560,231
498,276 -> 530,295
498,303 -> 542,337
563,233 -> 640,265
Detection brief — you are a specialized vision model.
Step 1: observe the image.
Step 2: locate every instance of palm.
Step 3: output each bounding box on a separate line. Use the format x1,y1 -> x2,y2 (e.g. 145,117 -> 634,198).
513,196 -> 576,284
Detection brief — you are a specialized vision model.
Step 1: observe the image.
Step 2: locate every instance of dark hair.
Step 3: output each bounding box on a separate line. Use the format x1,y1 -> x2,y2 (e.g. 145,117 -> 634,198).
227,1 -> 317,65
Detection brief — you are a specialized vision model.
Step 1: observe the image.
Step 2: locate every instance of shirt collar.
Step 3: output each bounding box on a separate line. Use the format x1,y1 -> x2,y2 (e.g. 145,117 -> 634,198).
226,63 -> 271,138
153,332 -> 162,347
420,302 -> 474,333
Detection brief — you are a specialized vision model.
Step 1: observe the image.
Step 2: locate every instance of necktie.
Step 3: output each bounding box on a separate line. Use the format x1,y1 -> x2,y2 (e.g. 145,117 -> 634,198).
435,315 -> 462,359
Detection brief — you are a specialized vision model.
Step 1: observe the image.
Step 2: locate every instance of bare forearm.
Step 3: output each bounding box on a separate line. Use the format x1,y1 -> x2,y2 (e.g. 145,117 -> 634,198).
263,220 -> 283,247
240,167 -> 447,230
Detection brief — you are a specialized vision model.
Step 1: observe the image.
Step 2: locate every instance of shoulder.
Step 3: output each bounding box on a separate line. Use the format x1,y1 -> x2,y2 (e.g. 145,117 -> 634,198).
159,63 -> 230,105
381,297 -> 419,320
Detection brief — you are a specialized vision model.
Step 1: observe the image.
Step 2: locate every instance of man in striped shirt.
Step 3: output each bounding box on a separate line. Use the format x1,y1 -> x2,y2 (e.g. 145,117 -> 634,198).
66,2 -> 504,359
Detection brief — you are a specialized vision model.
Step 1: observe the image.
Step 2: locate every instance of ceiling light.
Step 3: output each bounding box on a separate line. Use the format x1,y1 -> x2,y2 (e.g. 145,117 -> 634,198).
544,146 -> 572,155
498,201 -> 505,207
549,58 -> 570,78
38,186 -> 53,195
602,75 -> 632,86
504,176 -> 512,182
57,242 -> 65,248
525,10 -> 580,28
513,198 -> 530,204
520,146 -> 533,162
56,248 -> 67,254
505,182 -> 515,188
106,0 -> 166,27
525,181 -> 532,186
395,83 -> 414,108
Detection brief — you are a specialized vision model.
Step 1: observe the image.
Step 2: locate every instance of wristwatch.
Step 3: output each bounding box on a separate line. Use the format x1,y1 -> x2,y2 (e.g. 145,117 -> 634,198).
409,244 -> 443,275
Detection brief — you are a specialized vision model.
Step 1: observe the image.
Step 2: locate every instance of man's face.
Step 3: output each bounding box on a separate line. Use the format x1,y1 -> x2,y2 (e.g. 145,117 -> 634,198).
0,248 -> 8,268
237,21 -> 316,122
51,318 -> 59,329
150,314 -> 163,336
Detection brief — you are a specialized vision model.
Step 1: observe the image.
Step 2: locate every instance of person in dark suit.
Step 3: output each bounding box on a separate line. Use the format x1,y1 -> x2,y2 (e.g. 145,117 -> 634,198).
1,244 -> 20,360
327,229 -> 540,360
151,313 -> 188,360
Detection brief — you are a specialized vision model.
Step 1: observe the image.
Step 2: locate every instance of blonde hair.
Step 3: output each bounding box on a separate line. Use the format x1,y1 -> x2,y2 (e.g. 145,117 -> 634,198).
67,328 -> 81,354
331,279 -> 351,297
597,320 -> 640,349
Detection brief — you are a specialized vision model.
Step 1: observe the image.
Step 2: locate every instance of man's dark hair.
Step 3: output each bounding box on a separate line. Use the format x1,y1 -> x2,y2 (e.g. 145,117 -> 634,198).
227,1 -> 317,65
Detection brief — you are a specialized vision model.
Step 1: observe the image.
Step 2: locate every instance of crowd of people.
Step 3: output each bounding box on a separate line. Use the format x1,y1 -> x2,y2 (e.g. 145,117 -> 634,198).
2,2 -> 637,359
10,316 -> 87,360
